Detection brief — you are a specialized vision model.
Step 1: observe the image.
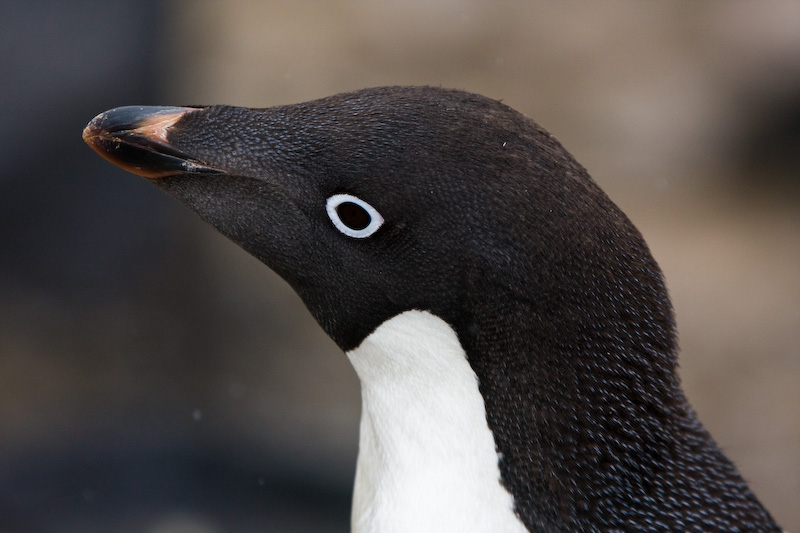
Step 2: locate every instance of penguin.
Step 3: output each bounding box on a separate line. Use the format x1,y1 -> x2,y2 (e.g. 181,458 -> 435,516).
83,86 -> 781,532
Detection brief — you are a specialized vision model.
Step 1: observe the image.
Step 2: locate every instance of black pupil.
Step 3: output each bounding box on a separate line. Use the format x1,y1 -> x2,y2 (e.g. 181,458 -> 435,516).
336,202 -> 371,231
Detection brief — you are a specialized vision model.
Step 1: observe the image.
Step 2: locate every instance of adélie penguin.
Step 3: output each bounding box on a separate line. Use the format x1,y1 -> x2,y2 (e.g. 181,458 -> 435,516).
83,86 -> 782,532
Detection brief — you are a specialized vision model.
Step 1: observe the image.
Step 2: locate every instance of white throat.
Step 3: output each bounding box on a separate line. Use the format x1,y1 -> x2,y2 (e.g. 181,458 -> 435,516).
346,310 -> 528,533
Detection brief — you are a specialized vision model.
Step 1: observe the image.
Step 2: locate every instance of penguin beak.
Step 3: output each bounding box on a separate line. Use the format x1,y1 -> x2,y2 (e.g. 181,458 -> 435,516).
82,106 -> 225,178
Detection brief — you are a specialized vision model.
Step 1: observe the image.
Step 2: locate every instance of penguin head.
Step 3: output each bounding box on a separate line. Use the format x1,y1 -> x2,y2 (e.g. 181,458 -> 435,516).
84,87 -> 785,531
84,86 -> 672,356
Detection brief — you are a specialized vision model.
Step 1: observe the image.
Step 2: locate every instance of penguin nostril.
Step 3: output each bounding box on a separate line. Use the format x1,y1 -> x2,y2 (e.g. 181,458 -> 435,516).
326,193 -> 384,238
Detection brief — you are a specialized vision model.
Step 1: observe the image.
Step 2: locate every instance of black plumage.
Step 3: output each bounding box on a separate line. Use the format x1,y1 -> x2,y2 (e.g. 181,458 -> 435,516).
84,86 -> 780,531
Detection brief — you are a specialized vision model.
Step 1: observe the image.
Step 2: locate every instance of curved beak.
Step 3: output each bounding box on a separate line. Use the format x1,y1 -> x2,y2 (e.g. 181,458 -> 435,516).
83,106 -> 224,178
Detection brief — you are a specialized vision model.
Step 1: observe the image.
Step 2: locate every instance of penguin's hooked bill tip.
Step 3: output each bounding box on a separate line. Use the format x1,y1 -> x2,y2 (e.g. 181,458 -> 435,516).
82,106 -> 224,179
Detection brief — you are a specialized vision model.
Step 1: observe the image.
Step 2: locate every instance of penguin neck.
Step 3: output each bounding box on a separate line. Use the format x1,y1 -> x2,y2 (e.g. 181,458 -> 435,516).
346,310 -> 529,533
459,285 -> 777,531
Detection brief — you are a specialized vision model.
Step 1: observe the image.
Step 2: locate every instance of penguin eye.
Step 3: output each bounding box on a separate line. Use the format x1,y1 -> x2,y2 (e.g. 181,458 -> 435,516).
326,193 -> 384,238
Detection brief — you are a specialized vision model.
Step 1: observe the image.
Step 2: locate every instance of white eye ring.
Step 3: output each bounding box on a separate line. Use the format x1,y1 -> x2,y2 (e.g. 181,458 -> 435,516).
326,193 -> 384,238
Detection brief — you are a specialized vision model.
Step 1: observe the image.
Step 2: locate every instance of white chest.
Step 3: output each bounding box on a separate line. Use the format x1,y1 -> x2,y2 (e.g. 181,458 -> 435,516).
346,310 -> 529,533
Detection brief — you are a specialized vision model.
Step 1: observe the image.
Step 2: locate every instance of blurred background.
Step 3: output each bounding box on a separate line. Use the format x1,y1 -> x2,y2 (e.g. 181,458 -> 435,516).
1,1 -> 798,531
